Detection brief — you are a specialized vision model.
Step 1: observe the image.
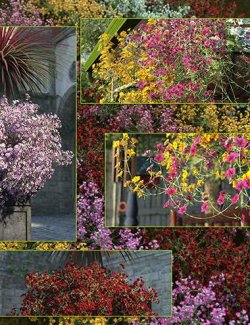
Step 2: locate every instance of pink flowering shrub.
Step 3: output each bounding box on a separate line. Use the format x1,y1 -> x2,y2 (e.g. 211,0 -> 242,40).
0,97 -> 73,208
0,0 -> 52,26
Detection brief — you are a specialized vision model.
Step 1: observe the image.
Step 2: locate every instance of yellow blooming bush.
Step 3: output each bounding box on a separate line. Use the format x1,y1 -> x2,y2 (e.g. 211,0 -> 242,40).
114,133 -> 250,222
31,0 -> 111,25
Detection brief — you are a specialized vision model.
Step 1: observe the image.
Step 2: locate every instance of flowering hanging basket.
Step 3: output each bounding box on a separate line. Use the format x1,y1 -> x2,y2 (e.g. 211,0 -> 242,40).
0,202 -> 31,240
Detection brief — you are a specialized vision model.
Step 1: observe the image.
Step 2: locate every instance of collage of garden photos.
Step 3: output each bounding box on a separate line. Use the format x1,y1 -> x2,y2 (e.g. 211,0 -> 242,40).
0,0 -> 250,325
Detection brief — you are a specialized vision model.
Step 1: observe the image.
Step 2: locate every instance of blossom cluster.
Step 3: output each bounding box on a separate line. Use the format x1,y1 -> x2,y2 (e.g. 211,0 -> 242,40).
0,97 -> 73,208
77,181 -> 159,249
20,261 -> 159,316
130,275 -> 249,324
88,19 -> 249,103
0,0 -> 52,25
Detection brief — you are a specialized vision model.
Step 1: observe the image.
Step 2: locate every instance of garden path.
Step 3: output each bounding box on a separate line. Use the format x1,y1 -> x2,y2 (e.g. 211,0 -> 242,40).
31,215 -> 76,241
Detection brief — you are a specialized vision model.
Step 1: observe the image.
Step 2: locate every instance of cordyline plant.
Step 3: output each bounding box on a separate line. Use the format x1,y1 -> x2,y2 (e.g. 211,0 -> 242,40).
89,18 -> 249,103
115,133 -> 250,221
0,97 -> 73,209
19,261 -> 159,316
0,26 -> 72,98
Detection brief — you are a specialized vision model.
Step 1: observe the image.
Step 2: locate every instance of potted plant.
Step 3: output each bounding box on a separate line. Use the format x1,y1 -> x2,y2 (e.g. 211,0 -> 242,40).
0,97 -> 73,240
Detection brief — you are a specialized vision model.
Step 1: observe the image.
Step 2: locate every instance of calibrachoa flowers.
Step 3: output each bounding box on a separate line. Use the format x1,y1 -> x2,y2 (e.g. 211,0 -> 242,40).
87,19 -> 249,103
0,97 -> 73,208
19,261 -> 159,316
115,133 -> 250,221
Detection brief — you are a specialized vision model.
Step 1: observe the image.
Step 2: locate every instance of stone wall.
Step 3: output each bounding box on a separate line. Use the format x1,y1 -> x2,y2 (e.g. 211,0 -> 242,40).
29,29 -> 76,217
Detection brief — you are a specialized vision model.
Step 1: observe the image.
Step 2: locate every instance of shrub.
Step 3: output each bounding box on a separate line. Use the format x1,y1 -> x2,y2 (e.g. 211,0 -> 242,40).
0,97 -> 73,208
90,19 -> 249,103
20,261 -> 159,316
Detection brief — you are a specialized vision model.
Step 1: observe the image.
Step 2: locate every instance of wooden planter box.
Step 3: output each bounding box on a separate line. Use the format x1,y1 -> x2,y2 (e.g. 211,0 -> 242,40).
0,203 -> 31,240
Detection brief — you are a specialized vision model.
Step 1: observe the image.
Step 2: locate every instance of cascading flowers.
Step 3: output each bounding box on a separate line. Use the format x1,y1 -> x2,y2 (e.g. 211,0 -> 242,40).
115,133 -> 250,221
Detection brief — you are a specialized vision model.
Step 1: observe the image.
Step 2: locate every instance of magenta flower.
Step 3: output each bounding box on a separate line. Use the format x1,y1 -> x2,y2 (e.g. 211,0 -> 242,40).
163,200 -> 170,208
165,187 -> 177,196
190,144 -> 197,156
235,179 -> 250,191
177,205 -> 187,215
156,143 -> 164,151
201,201 -> 209,213
217,191 -> 226,206
154,153 -> 164,163
225,152 -> 239,163
231,194 -> 240,204
234,136 -> 248,148
225,167 -> 236,179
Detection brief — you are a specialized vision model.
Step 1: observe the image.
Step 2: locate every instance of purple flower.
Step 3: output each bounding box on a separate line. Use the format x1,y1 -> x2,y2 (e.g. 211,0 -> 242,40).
0,97 -> 73,208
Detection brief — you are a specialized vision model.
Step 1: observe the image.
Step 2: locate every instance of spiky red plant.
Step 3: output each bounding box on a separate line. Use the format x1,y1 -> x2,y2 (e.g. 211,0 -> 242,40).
0,27 -> 72,97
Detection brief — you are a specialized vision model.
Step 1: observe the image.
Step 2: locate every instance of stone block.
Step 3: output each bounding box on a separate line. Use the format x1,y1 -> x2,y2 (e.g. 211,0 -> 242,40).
0,204 -> 31,240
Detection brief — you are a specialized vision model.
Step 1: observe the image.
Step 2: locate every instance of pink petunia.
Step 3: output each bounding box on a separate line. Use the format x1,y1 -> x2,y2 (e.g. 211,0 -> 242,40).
165,187 -> 177,196
235,179 -> 250,191
234,136 -> 248,148
201,201 -> 209,213
217,191 -> 226,206
231,194 -> 240,204
190,144 -> 197,155
154,153 -> 164,163
225,152 -> 239,163
156,143 -> 164,151
177,205 -> 187,215
163,200 -> 170,208
225,167 -> 236,179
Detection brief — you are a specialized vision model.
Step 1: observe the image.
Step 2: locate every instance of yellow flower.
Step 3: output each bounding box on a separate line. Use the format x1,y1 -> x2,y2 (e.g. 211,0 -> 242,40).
197,179 -> 204,186
242,170 -> 250,180
123,133 -> 129,141
113,140 -> 120,148
132,176 -> 141,183
182,169 -> 188,180
188,183 -> 196,191
117,170 -> 123,177
191,168 -> 198,176
131,137 -> 138,145
127,149 -> 136,157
